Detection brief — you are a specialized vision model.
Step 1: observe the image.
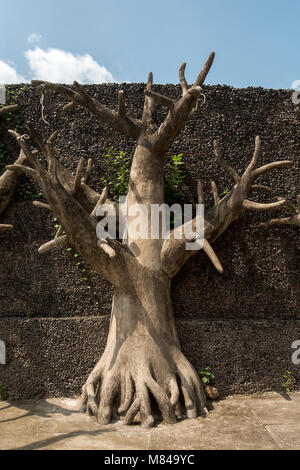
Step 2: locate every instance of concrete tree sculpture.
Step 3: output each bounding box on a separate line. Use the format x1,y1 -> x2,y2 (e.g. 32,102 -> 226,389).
0,105 -> 27,232
7,53 -> 294,428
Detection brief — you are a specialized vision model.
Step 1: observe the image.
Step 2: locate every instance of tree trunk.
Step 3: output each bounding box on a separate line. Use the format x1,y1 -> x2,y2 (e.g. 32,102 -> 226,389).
81,267 -> 207,428
79,137 -> 207,427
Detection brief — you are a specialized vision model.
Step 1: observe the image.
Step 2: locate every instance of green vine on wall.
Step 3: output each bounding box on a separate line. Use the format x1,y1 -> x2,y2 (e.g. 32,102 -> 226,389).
282,370 -> 295,394
164,153 -> 189,206
52,218 -> 94,291
0,384 -> 6,401
100,148 -> 189,205
100,148 -> 131,200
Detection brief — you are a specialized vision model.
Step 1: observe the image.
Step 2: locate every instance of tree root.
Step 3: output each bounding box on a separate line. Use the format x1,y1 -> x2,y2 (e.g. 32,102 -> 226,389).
79,346 -> 208,429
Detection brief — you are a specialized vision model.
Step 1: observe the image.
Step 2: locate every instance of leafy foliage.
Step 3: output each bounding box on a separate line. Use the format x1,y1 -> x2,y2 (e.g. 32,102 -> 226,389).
164,153 -> 188,205
219,188 -> 229,198
0,384 -> 5,401
282,371 -> 294,394
198,365 -> 215,385
101,148 -> 188,206
100,148 -> 131,200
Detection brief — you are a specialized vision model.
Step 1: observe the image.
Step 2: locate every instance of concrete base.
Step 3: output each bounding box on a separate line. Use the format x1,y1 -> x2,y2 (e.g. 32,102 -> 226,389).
1,393 -> 300,450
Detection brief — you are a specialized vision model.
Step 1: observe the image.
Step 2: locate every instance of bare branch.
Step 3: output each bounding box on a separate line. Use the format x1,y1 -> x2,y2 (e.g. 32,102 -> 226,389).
203,240 -> 224,273
55,225 -> 64,238
264,217 -> 293,227
47,130 -> 59,144
153,86 -> 203,152
6,164 -> 37,179
211,181 -> 220,205
91,187 -> 108,217
31,80 -> 142,139
242,199 -> 287,211
11,126 -> 134,286
26,123 -> 112,217
213,140 -> 240,183
82,158 -> 93,185
27,122 -> 57,175
142,72 -> 159,133
74,158 -> 85,194
144,89 -> 175,111
33,201 -> 51,211
0,224 -> 13,232
197,181 -> 204,205
98,240 -> 116,259
1,148 -> 28,189
277,197 -> 298,215
0,104 -> 18,116
250,184 -> 273,194
38,235 -> 68,254
27,121 -> 47,154
0,104 -> 29,229
252,161 -> 293,179
179,63 -> 189,96
147,72 -> 153,90
118,91 -> 126,118
62,102 -> 76,112
264,195 -> 300,227
8,130 -> 44,174
151,53 -> 215,153
244,136 -> 261,179
194,52 -> 215,87
161,136 -> 294,278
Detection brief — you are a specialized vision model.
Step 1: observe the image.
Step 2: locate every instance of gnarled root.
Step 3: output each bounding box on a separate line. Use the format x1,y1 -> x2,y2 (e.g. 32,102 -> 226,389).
79,341 -> 207,429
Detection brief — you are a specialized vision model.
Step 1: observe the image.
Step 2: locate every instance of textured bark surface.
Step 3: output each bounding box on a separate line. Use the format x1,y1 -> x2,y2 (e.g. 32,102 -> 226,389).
0,105 -> 26,232
6,54 -> 298,427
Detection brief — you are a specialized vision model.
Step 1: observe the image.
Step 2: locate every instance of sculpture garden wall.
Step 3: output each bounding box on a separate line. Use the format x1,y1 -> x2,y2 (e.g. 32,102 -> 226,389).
0,83 -> 299,398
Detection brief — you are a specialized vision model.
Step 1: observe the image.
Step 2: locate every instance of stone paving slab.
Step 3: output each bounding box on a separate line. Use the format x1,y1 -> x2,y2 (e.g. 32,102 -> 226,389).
265,425 -> 300,450
0,393 -> 299,450
244,393 -> 300,425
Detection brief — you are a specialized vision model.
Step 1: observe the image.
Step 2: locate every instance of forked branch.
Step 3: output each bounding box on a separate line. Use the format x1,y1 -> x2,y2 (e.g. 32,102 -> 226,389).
161,136 -> 293,277
264,195 -> 300,227
0,104 -> 19,116
31,81 -> 142,139
0,148 -> 27,232
7,126 -> 135,286
0,104 -> 28,232
152,53 -> 215,153
31,54 -> 214,158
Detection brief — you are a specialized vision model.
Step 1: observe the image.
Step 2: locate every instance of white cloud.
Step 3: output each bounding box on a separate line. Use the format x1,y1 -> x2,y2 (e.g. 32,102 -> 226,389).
25,47 -> 115,84
0,60 -> 26,84
27,33 -> 42,44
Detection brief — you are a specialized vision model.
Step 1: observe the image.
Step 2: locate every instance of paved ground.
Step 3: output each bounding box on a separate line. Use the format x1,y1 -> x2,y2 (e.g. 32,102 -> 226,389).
0,392 -> 300,450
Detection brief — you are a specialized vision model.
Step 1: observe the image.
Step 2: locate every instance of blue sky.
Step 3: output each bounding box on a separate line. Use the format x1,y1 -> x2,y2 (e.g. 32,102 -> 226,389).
0,0 -> 299,88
